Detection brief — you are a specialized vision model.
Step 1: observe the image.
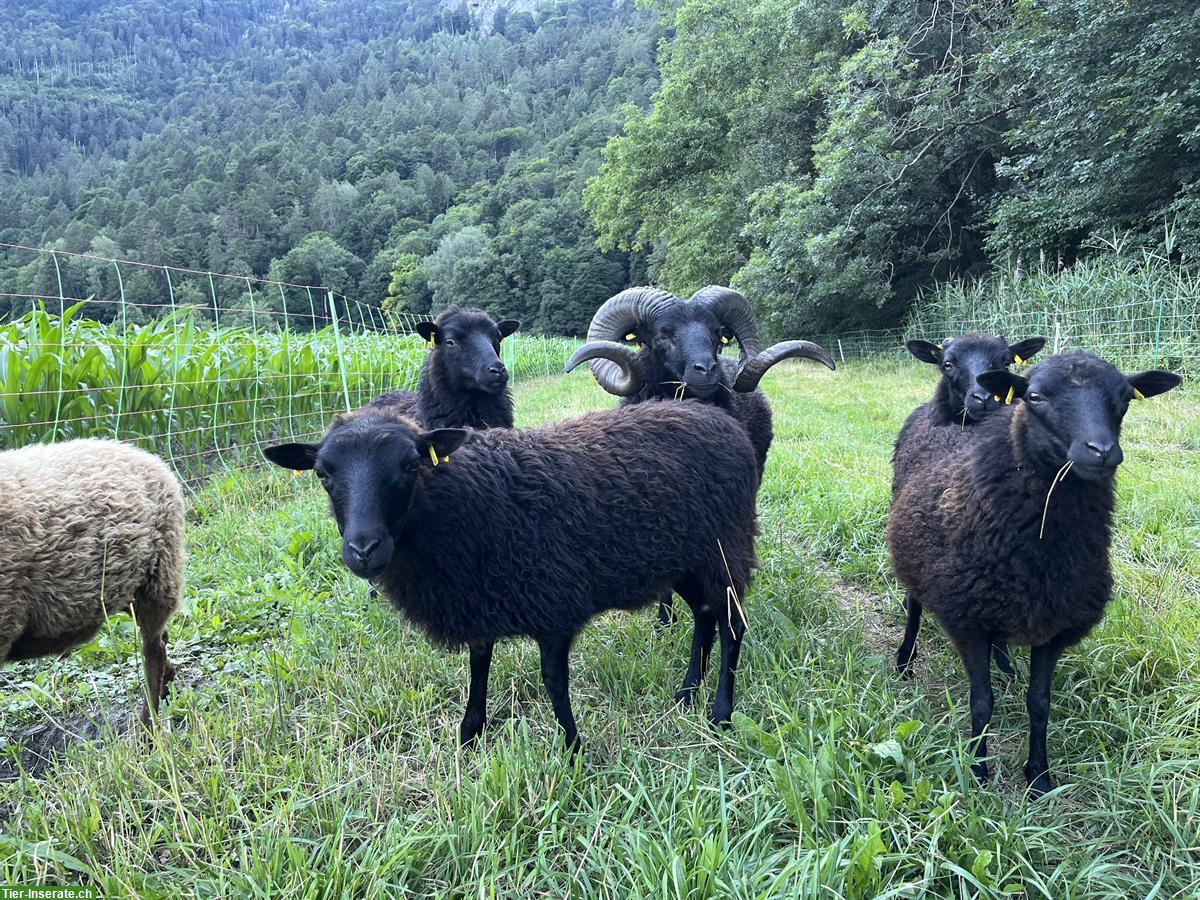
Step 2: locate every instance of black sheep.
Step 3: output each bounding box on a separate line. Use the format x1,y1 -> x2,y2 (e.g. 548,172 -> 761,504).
373,306 -> 520,429
888,352 -> 1180,795
263,400 -> 760,748
565,286 -> 834,624
892,332 -> 1045,678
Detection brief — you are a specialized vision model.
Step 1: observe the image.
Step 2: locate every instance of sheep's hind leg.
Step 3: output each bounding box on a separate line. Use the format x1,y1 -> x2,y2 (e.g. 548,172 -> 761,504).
673,577 -> 716,706
138,625 -> 173,729
537,634 -> 579,752
1024,633 -> 1073,798
956,634 -> 995,786
896,594 -> 922,678
460,641 -> 493,747
656,592 -> 677,629
709,600 -> 745,728
992,639 -> 1016,679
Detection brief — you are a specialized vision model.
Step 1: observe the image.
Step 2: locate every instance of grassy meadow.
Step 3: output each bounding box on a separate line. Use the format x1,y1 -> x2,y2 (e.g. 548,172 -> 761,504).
1,359 -> 1198,898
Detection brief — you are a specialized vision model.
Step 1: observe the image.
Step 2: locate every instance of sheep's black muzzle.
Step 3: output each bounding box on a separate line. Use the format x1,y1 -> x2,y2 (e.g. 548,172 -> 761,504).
1067,437 -> 1123,482
342,533 -> 393,579
963,389 -> 1001,421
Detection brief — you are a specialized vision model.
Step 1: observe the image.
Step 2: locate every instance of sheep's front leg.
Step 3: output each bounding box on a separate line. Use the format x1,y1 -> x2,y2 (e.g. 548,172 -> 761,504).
896,594 -> 922,677
957,634 -> 994,785
537,634 -> 579,751
460,641 -> 493,747
1025,636 -> 1069,797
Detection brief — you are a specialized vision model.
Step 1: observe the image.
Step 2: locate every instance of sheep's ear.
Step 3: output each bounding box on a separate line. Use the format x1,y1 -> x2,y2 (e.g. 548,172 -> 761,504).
1008,337 -> 1046,365
497,319 -> 520,339
415,428 -> 469,466
905,340 -> 943,364
263,442 -> 318,471
1127,370 -> 1182,400
415,322 -> 439,345
976,369 -> 1027,404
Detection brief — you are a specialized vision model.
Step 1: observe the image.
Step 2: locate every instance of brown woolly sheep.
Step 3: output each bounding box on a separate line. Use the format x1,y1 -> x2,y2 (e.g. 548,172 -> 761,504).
1,439 -> 185,726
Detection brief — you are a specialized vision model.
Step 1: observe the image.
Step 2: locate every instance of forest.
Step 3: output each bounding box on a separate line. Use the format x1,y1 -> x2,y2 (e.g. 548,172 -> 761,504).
0,0 -> 659,332
1,0 -> 1197,334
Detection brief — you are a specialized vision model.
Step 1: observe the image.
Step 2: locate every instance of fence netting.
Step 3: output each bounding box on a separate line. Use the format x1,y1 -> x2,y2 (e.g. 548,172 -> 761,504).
0,244 -> 577,488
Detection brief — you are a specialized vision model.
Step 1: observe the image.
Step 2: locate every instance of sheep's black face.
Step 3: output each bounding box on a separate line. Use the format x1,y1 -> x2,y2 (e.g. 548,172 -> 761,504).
262,416 -> 468,579
646,304 -> 732,399
418,309 -> 519,396
977,353 -> 1181,482
907,333 -> 1045,422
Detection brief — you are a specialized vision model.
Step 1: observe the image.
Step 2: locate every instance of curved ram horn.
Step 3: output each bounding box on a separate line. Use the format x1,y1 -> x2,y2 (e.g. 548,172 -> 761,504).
565,340 -> 645,397
732,340 -> 837,392
583,287 -> 676,396
689,285 -> 762,367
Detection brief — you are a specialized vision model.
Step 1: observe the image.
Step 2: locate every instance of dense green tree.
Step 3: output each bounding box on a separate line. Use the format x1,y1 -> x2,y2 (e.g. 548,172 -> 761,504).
588,0 -> 1200,334
0,0 -> 662,333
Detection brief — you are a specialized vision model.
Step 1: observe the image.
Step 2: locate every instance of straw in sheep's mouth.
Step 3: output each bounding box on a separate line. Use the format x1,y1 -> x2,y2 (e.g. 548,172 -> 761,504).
1039,459 -> 1074,540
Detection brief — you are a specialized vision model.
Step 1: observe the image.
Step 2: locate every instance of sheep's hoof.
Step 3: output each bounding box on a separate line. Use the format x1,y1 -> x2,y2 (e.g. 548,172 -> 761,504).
564,734 -> 583,759
459,717 -> 486,747
1025,768 -> 1053,798
971,761 -> 989,784
896,657 -> 916,680
707,710 -> 733,731
656,602 -> 677,630
674,686 -> 698,707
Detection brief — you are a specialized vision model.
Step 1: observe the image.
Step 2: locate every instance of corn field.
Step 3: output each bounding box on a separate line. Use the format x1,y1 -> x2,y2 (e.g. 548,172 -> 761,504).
0,299 -> 578,485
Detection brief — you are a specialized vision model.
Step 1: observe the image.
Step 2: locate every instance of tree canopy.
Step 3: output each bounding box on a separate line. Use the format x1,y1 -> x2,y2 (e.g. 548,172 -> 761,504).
0,0 -> 660,332
586,0 -> 1200,335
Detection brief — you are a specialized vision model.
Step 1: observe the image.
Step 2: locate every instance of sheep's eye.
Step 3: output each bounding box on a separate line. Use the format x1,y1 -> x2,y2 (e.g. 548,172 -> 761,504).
941,361 -> 954,371
444,339 -> 456,347
1027,391 -> 1044,404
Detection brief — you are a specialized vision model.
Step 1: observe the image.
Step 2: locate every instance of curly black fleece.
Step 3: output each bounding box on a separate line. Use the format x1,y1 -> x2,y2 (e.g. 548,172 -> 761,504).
889,396 -> 1113,649
372,308 -> 514,430
625,356 -> 772,477
366,400 -> 759,647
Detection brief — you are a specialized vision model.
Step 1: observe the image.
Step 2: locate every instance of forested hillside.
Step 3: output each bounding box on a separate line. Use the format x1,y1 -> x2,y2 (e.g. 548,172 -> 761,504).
587,0 -> 1200,334
0,0 -> 660,332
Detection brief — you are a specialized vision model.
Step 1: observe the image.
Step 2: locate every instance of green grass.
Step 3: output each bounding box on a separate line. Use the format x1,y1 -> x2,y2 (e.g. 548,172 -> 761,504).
2,360 -> 1198,897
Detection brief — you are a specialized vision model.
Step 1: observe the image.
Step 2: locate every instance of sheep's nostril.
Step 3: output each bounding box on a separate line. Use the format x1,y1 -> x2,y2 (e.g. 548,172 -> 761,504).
1085,441 -> 1113,461
347,538 -> 380,560
692,363 -> 710,375
488,364 -> 505,375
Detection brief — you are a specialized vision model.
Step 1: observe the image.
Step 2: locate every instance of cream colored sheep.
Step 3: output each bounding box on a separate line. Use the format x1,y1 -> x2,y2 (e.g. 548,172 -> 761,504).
1,438 -> 186,726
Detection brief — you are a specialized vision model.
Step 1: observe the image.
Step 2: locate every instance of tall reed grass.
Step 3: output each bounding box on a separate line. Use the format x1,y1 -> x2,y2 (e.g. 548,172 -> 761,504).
907,242 -> 1200,372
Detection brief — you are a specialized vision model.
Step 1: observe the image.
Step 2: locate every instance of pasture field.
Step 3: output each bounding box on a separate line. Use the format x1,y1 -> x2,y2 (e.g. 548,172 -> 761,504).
1,360 -> 1198,898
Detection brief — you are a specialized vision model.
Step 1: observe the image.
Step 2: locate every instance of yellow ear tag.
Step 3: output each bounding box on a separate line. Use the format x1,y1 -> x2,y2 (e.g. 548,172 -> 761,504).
720,335 -> 730,345
1133,388 -> 1146,401
993,395 -> 1001,403
625,332 -> 637,341
1014,354 -> 1024,365
1005,386 -> 1015,404
428,445 -> 439,466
